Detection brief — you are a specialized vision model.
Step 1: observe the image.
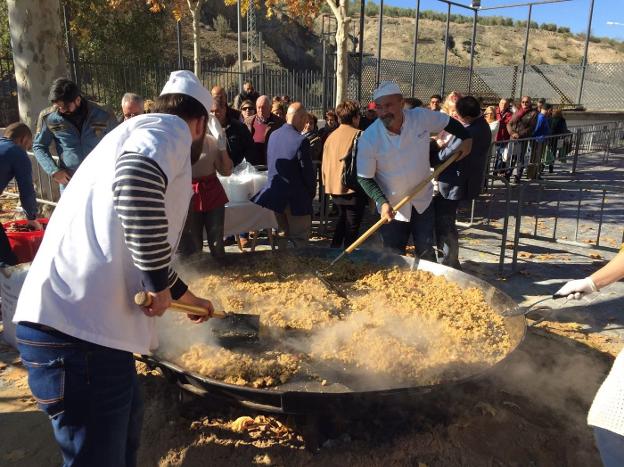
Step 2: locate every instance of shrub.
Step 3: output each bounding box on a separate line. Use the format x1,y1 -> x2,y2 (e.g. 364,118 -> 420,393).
213,15 -> 231,38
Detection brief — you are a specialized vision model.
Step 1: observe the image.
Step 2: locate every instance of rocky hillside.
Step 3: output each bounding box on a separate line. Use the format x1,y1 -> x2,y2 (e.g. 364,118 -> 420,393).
354,16 -> 624,67
181,3 -> 624,71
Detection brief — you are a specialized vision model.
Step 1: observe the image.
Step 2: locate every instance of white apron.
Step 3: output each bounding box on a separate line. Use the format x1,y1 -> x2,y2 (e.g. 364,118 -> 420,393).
14,114 -> 193,355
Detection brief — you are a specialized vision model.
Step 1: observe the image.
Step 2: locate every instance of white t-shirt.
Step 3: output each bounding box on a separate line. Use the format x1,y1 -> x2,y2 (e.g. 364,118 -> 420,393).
588,349 -> 624,436
14,114 -> 193,355
357,108 -> 449,221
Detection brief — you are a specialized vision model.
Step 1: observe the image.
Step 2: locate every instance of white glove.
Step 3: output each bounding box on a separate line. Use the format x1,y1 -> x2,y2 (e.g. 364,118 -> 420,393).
207,114 -> 227,151
555,277 -> 599,300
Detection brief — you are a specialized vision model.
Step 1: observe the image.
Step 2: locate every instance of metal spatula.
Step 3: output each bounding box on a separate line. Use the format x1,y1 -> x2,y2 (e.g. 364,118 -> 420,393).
134,292 -> 260,343
501,294 -> 568,318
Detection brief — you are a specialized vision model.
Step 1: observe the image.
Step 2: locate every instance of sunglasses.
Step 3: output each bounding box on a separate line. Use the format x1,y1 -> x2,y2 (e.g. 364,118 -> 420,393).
241,107 -> 254,111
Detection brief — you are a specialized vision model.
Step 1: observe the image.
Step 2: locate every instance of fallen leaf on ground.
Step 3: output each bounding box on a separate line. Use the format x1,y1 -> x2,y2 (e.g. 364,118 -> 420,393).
231,416 -> 256,432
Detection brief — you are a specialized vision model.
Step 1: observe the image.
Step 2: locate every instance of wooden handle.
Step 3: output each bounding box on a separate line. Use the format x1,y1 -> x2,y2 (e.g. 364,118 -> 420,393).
134,291 -> 224,317
345,151 -> 462,254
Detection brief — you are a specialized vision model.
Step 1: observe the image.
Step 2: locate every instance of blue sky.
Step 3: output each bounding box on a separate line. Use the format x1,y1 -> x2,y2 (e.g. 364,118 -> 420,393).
376,0 -> 624,40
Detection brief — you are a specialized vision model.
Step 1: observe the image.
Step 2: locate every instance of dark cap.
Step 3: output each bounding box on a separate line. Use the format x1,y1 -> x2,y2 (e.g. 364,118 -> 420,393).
48,77 -> 80,103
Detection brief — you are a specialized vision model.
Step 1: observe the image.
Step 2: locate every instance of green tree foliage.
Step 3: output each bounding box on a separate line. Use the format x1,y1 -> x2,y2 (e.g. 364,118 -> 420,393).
540,23 -> 558,32
0,1 -> 11,56
65,0 -> 174,62
213,14 -> 231,38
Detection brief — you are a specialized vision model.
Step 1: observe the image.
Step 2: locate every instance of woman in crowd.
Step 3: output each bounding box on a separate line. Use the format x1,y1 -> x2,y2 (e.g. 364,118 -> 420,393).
484,106 -> 499,140
322,100 -> 367,248
240,99 -> 256,121
271,101 -> 285,120
484,105 -> 500,178
180,130 -> 233,259
436,91 -> 462,149
494,98 -> 514,175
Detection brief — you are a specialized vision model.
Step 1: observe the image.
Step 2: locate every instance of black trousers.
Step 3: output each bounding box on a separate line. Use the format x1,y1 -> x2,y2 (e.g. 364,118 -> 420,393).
434,195 -> 461,269
0,224 -> 17,266
178,206 -> 226,258
330,192 -> 367,249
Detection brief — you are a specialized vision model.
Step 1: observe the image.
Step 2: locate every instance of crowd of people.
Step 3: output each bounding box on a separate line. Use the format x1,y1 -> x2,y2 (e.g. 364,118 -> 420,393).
0,70 -> 622,466
0,76 -> 574,272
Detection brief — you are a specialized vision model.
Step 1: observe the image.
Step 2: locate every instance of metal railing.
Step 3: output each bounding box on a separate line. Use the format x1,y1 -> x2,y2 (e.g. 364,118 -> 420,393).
459,123 -> 624,274
509,179 -> 624,271
72,58 -> 330,116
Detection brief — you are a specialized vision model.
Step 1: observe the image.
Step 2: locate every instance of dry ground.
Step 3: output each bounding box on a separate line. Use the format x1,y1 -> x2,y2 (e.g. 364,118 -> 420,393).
0,322 -> 618,466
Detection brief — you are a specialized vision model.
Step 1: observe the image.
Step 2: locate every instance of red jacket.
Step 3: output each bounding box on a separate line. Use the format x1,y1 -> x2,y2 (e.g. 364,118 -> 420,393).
495,108 -> 513,142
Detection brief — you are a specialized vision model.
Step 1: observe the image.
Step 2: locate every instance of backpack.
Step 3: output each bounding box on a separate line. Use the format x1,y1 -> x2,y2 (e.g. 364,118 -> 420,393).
339,130 -> 362,190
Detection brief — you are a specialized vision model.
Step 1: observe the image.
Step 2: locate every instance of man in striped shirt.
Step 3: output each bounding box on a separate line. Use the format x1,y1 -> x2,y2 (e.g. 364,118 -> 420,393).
14,71 -> 214,466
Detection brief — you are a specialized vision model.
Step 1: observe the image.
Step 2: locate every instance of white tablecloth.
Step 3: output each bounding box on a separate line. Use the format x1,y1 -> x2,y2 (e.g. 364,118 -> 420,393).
223,200 -> 278,236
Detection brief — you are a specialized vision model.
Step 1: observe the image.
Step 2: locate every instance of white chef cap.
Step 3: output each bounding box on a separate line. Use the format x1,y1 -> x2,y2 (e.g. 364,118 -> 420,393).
373,81 -> 402,101
160,70 -> 212,115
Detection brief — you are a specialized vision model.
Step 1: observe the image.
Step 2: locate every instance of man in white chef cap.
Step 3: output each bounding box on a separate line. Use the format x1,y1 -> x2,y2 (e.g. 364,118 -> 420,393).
13,70 -> 216,466
357,81 -> 473,257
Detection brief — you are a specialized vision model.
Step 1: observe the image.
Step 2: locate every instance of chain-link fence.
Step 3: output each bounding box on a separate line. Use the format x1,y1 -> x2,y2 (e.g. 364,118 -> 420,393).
60,57 -> 624,114
72,57 -> 329,117
351,58 -> 624,110
1,56 -> 622,125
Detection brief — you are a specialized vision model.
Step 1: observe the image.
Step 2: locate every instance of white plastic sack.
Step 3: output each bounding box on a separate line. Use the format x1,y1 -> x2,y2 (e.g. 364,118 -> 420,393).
219,161 -> 263,203
0,263 -> 30,348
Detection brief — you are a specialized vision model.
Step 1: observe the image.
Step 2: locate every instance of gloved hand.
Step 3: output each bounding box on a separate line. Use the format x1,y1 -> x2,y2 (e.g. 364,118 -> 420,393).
555,277 -> 599,300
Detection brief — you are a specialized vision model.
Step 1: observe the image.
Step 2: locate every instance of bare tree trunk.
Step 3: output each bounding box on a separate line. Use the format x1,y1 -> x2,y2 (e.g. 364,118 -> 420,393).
327,0 -> 350,106
7,0 -> 67,130
187,0 -> 204,76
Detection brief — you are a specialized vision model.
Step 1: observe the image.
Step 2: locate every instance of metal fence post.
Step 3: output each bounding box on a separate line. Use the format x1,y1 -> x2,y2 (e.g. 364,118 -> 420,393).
62,3 -> 79,84
518,4 -> 533,98
511,185 -> 525,272
468,9 -> 478,94
499,179 -> 512,276
375,0 -> 384,86
577,0 -> 595,106
322,39 -> 327,114
357,0 -> 365,104
259,33 -> 264,93
176,21 -> 183,69
237,0 -> 243,93
410,0 -> 421,97
441,2 -> 451,96
571,128 -> 581,174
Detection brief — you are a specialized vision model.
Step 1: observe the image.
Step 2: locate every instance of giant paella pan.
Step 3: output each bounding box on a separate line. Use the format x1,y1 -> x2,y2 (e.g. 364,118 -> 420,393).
141,247 -> 526,414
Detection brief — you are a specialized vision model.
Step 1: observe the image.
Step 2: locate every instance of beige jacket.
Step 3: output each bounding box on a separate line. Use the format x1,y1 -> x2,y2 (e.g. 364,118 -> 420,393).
322,124 -> 360,195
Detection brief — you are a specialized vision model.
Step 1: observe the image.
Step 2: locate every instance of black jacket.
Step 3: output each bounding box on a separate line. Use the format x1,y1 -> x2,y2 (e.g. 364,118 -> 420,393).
224,117 -> 255,166
432,116 -> 491,201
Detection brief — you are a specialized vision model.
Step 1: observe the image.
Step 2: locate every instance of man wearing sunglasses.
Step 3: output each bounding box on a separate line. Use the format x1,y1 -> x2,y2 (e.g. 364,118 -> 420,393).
33,78 -> 118,188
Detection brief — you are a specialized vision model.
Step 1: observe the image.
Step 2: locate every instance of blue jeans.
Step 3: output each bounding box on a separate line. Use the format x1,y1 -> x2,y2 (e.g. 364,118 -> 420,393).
379,204 -> 435,259
433,196 -> 461,269
594,427 -> 624,467
16,322 -> 143,467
